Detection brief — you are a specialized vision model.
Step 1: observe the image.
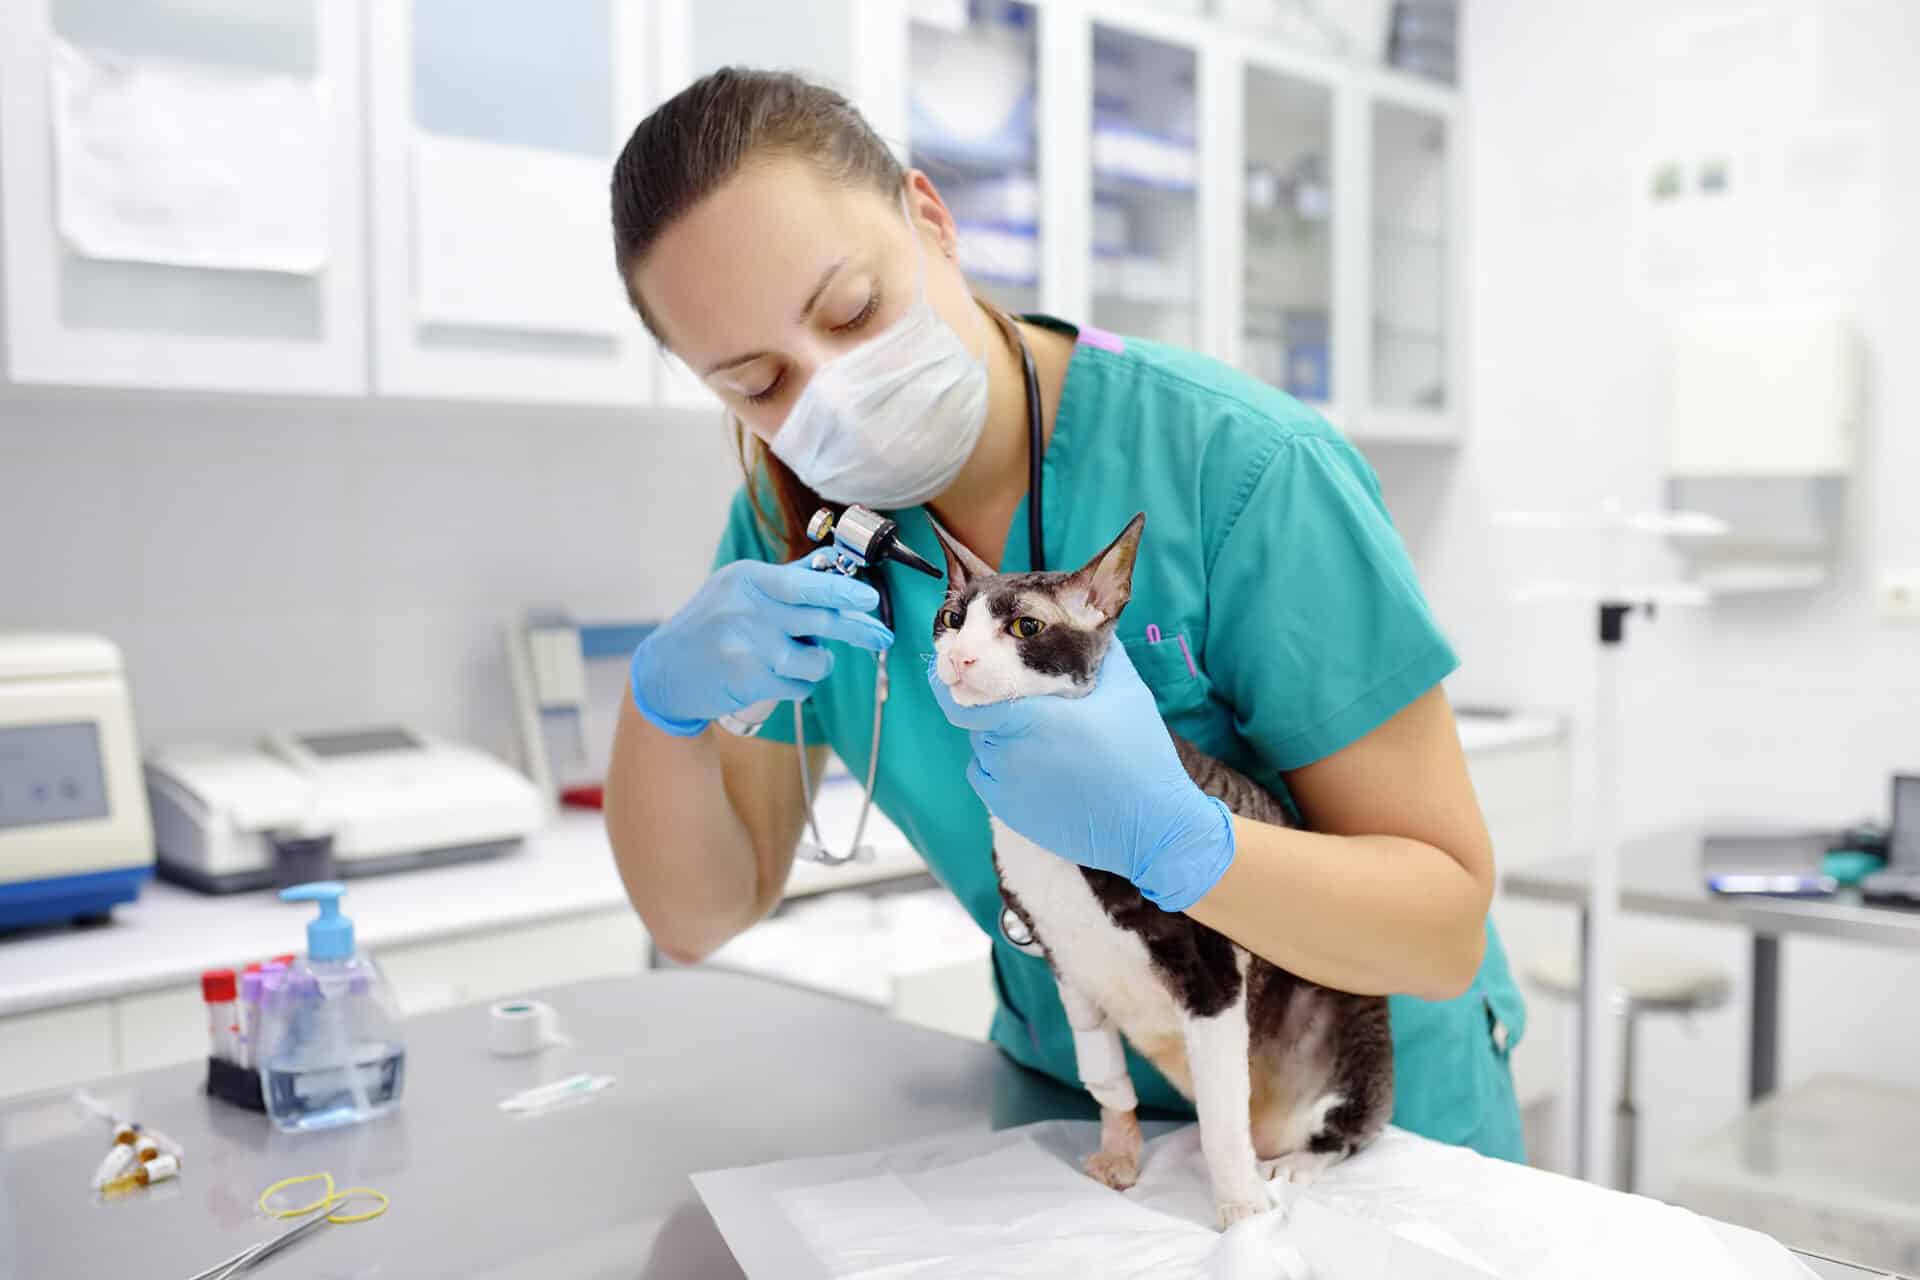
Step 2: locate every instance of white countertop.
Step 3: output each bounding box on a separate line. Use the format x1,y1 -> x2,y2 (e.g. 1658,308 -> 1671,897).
0,711 -> 1561,1019
0,788 -> 929,1019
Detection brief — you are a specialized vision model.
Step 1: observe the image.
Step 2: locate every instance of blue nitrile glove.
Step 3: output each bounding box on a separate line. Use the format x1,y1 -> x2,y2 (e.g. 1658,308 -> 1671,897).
926,642 -> 1235,913
631,553 -> 893,736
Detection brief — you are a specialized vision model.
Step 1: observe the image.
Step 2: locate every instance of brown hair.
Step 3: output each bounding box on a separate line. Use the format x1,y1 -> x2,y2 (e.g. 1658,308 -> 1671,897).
610,67 -> 908,561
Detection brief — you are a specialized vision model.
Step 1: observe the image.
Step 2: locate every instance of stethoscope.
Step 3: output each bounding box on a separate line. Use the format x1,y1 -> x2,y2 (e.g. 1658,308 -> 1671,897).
716,316 -> 1048,887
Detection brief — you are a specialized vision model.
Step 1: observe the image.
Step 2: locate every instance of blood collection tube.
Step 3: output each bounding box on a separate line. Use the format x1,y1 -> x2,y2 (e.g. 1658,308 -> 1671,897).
202,969 -> 239,1063
238,969 -> 264,1069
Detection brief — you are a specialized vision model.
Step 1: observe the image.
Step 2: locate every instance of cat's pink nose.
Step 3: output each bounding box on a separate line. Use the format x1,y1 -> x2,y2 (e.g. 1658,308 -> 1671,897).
955,653 -> 977,667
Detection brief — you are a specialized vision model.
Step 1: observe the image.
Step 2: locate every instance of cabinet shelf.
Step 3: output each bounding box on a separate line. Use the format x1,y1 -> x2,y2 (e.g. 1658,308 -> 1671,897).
912,140 -> 1036,177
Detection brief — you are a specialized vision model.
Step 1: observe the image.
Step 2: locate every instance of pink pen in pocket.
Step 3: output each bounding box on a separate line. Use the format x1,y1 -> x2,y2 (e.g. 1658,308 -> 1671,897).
1144,624 -> 1199,677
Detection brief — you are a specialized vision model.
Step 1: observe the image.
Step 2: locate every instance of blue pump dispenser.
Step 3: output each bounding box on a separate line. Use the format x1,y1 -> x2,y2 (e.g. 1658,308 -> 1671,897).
280,881 -> 354,961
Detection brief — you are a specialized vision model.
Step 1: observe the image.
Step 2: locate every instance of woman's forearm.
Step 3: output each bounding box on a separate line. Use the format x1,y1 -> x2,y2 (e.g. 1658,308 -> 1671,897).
1184,817 -> 1490,1001
604,692 -> 799,963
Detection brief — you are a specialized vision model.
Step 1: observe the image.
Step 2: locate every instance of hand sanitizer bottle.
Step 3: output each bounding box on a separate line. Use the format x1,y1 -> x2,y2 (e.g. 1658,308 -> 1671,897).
258,882 -> 406,1132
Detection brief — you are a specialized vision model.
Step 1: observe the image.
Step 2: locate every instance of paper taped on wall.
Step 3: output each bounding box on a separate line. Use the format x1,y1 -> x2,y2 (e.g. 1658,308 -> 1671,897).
50,38 -> 329,274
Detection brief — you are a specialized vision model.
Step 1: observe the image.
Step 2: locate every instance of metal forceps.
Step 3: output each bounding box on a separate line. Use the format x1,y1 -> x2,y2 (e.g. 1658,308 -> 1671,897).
185,1186 -> 386,1279
185,1207 -> 333,1280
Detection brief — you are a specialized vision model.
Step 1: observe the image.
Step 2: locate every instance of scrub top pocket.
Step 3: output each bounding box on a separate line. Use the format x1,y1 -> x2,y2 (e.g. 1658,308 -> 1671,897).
1123,630 -> 1209,717
1124,629 -> 1240,766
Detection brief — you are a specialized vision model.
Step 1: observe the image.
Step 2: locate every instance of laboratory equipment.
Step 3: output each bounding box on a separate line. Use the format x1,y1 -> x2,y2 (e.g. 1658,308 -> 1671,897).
1890,774 -> 1918,864
1860,869 -> 1920,908
0,632 -> 154,931
254,882 -> 406,1133
145,725 -> 542,892
1708,872 -> 1838,898
1703,827 -> 1840,897
1857,775 -> 1920,906
1495,502 -> 1721,1187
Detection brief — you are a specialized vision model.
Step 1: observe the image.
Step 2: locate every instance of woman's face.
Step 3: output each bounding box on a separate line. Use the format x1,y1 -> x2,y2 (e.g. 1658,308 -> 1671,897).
634,157 -> 983,440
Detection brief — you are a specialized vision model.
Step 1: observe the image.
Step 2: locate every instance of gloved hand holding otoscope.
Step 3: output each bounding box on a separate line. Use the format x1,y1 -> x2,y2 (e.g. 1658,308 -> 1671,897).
629,504 -> 941,864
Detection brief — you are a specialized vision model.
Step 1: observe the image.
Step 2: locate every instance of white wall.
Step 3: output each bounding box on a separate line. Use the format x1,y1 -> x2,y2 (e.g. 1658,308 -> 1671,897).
0,387 -> 740,767
1371,0 -> 1919,1194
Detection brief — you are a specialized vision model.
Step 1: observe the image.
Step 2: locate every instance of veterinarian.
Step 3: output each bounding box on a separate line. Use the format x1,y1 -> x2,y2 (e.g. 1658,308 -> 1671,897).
603,68 -> 1527,1161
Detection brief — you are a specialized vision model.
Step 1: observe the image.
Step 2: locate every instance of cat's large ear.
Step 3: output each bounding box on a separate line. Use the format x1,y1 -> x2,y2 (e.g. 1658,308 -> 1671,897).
1069,512 -> 1145,623
930,518 -> 994,592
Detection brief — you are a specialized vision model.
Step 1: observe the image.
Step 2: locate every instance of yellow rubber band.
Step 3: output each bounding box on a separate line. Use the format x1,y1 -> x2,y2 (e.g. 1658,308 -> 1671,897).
324,1187 -> 390,1224
259,1172 -> 336,1218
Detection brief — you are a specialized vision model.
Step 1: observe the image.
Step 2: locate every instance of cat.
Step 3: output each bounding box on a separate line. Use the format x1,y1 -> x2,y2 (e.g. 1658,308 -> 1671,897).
930,512 -> 1393,1228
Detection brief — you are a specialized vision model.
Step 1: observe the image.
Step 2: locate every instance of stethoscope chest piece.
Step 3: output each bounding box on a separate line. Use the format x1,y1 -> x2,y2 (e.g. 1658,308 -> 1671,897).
999,906 -> 1046,957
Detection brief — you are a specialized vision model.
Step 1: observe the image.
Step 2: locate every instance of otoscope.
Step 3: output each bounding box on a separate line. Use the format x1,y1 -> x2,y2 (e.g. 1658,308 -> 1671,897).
714,504 -> 942,738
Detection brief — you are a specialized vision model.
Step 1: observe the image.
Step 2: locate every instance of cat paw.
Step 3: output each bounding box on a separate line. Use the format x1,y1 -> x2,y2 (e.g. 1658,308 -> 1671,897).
1216,1196 -> 1272,1229
1084,1148 -> 1140,1190
1259,1150 -> 1339,1188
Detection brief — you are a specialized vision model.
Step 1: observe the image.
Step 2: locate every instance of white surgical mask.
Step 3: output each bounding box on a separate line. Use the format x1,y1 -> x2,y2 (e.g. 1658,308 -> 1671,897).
768,197 -> 989,509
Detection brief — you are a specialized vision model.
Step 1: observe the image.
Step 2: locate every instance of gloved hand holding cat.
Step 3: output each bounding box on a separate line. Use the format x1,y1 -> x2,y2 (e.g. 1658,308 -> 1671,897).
927,639 -> 1235,913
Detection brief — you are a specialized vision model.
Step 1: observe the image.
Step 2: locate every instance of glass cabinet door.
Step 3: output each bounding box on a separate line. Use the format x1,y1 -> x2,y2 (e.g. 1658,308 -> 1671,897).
1088,23 -> 1199,347
0,0 -> 367,393
908,2 -> 1040,317
1369,100 -> 1450,414
365,0 -> 656,404
1242,65 -> 1334,406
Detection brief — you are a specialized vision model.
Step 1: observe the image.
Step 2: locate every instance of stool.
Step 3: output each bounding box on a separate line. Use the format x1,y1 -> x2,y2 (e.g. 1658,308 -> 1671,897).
1525,944 -> 1733,1192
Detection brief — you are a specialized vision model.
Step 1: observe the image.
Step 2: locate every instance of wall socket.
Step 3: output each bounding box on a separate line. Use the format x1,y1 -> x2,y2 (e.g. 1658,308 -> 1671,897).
1881,570 -> 1920,622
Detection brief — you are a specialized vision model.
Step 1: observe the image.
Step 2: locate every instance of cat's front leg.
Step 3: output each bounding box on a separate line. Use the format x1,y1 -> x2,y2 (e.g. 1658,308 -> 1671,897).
1183,993 -> 1272,1228
1057,982 -> 1142,1190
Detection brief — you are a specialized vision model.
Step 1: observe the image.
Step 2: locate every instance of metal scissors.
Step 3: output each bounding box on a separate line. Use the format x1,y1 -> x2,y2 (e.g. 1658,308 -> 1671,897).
185,1180 -> 388,1280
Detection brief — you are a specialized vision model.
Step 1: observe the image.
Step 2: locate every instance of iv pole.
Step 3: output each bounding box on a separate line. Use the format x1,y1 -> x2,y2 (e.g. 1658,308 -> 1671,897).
1496,502 -> 1723,1186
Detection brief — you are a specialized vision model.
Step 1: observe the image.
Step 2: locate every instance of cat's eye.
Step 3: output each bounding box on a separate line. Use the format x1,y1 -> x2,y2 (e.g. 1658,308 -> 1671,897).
937,607 -> 964,631
1010,617 -> 1046,639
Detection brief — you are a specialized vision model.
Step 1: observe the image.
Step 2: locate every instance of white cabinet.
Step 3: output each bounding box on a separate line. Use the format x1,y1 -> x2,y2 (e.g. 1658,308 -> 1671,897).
908,2 -> 1045,318
666,2 -> 1465,442
1355,75 -> 1463,442
1085,15 -> 1204,349
1,0 -> 677,407
0,1002 -> 115,1100
379,908 -> 649,1016
0,0 -> 1463,426
1239,54 -> 1338,409
365,0 -> 658,405
0,0 -> 368,395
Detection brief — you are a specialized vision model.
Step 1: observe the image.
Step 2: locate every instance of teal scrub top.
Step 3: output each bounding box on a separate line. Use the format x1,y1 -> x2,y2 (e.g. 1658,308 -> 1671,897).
712,317 -> 1528,1161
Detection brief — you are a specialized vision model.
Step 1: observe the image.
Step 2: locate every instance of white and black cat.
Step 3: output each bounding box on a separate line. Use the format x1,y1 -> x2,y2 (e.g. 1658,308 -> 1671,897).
931,513 -> 1393,1227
